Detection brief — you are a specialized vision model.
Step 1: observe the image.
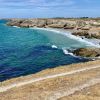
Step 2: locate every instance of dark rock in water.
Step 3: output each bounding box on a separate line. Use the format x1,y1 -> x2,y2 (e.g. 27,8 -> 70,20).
73,48 -> 100,57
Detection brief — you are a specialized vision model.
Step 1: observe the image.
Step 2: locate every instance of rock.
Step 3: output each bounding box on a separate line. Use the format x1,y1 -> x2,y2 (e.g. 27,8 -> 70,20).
73,48 -> 100,57
91,22 -> 100,27
7,20 -> 23,26
46,19 -> 53,25
72,31 -> 89,36
72,30 -> 100,39
90,32 -> 100,39
7,19 -> 76,29
20,23 -> 29,28
47,24 -> 64,28
81,26 -> 90,30
76,20 -> 87,27
36,20 -> 47,27
64,25 -> 75,29
75,27 -> 82,30
6,18 -> 100,39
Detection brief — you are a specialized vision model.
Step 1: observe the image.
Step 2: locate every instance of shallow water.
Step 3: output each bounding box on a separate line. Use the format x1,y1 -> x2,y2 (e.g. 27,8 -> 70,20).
0,20 -> 91,81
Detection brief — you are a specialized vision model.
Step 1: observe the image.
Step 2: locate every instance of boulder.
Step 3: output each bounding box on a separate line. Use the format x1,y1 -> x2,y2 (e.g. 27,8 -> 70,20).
72,31 -> 89,37
73,48 -> 100,57
90,32 -> 100,39
36,20 -> 47,27
81,26 -> 90,30
20,23 -> 29,28
76,20 -> 87,27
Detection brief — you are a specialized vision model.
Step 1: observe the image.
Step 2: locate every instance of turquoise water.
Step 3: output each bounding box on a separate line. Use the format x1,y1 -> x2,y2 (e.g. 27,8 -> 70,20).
0,20 -> 90,81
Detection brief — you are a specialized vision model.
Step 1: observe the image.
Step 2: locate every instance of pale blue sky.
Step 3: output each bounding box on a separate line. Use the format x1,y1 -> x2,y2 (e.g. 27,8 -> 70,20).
0,0 -> 100,18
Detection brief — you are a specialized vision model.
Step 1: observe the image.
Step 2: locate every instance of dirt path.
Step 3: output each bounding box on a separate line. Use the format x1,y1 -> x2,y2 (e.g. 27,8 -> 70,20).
49,78 -> 100,100
0,65 -> 100,93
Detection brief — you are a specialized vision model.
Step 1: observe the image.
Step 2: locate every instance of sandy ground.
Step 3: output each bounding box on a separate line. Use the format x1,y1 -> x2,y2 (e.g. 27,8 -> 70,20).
59,84 -> 100,100
0,63 -> 100,93
0,60 -> 100,100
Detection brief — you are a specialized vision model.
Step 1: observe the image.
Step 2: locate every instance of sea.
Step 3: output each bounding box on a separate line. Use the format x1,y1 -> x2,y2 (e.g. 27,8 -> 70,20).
0,20 -> 94,81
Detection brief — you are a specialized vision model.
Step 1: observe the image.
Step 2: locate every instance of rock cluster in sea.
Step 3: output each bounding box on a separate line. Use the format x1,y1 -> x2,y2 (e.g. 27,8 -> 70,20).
73,48 -> 100,58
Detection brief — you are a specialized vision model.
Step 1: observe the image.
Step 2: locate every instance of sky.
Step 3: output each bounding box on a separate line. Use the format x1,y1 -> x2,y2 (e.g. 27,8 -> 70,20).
0,0 -> 100,18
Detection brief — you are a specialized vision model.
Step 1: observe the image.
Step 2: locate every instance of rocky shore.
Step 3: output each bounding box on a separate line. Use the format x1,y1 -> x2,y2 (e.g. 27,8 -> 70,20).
7,18 -> 100,41
0,18 -> 100,100
73,48 -> 100,58
6,18 -> 100,58
7,18 -> 100,39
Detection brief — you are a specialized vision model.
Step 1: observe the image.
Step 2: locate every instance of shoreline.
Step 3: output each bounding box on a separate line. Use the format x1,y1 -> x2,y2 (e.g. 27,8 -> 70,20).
1,20 -> 100,79
11,25 -> 100,48
6,18 -> 100,48
12,26 -> 100,59
1,19 -> 100,99
1,60 -> 100,86
30,27 -> 100,59
30,27 -> 100,48
1,60 -> 100,100
0,20 -> 99,82
53,28 -> 100,47
10,25 -> 100,61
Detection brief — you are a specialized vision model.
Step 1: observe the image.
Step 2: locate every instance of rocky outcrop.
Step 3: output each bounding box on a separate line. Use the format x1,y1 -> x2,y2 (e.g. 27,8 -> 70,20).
72,31 -> 89,37
7,18 -> 100,39
7,20 -> 23,27
81,26 -> 90,30
72,31 -> 100,39
73,48 -> 100,57
76,20 -> 87,27
7,19 -> 76,29
47,24 -> 65,28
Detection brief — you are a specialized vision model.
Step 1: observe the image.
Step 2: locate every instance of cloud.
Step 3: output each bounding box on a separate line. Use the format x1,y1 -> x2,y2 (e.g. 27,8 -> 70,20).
0,0 -> 100,18
0,0 -> 75,9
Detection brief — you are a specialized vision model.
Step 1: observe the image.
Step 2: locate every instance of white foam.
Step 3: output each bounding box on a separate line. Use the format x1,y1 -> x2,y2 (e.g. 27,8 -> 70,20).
51,45 -> 58,49
30,27 -> 100,48
13,26 -> 20,28
62,48 -> 74,56
62,49 -> 69,55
